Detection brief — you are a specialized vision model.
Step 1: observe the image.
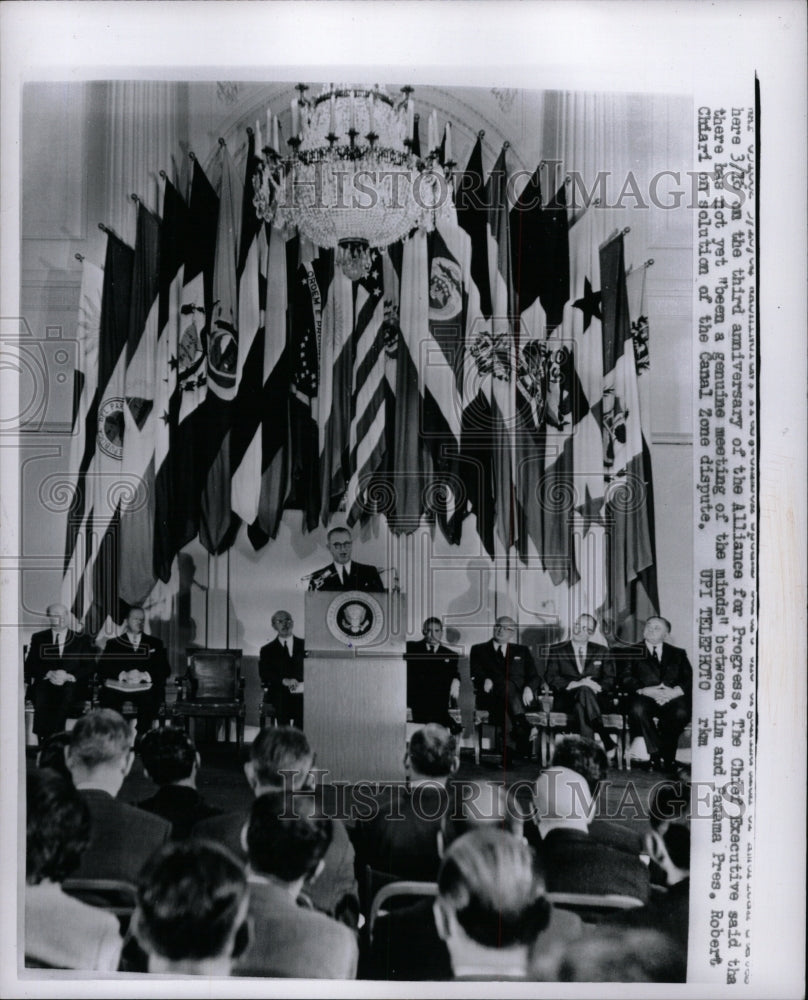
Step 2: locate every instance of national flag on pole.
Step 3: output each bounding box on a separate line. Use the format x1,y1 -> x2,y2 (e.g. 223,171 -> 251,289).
119,202 -> 161,606
318,258 -> 354,525
83,231 -> 135,636
599,234 -> 656,641
345,249 -> 386,526
457,137 -> 496,555
199,142 -> 242,553
153,178 -> 189,583
622,261 -> 660,640
231,128 -> 270,527
171,158 -> 219,560
62,258 -> 104,618
390,230 -> 431,534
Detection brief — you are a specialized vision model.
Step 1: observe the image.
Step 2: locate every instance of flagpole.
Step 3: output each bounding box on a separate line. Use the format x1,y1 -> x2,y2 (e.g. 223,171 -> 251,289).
625,258 -> 655,278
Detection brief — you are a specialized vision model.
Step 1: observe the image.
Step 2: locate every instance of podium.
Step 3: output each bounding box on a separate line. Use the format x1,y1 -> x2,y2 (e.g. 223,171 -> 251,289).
305,589 -> 407,784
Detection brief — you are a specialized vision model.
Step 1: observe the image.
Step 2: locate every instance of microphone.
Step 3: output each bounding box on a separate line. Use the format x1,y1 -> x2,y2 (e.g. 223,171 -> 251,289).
301,567 -> 336,589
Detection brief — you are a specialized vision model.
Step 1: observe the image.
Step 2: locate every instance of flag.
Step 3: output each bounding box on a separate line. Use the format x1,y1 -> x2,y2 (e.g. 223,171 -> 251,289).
153,178 -> 189,583
274,247 -> 328,540
170,158 -> 219,560
457,137 -> 496,555
119,202 -> 161,606
61,258 -> 103,618
200,143 -> 242,553
599,234 -> 656,641
83,232 -> 135,635
231,129 -> 270,526
247,224 -> 291,546
318,258 -> 354,524
345,249 -> 387,525
485,146 -> 517,554
623,262 -> 660,640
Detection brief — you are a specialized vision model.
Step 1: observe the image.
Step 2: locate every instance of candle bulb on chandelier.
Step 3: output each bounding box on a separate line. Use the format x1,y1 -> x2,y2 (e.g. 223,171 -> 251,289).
349,90 -> 356,133
444,121 -> 452,163
291,99 -> 300,138
255,119 -> 263,154
407,98 -> 414,141
266,108 -> 273,151
329,91 -> 336,135
272,115 -> 280,154
368,91 -> 375,134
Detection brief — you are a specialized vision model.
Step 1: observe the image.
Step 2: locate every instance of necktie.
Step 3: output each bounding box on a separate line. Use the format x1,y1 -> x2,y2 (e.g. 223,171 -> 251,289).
654,646 -> 661,662
497,645 -> 505,663
576,645 -> 585,672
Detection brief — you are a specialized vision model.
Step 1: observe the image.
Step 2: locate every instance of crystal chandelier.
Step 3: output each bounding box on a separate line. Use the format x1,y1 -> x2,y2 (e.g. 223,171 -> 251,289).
253,84 -> 452,280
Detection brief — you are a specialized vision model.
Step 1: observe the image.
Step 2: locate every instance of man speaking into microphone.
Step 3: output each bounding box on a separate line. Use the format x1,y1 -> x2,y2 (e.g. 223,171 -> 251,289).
307,527 -> 385,592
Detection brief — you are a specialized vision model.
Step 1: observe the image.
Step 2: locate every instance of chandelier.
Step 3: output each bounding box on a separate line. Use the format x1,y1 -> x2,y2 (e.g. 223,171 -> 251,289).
253,84 -> 452,280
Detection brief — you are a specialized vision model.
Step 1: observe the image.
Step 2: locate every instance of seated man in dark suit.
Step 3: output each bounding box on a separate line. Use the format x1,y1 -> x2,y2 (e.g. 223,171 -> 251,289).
97,607 -> 171,736
349,724 -> 459,885
308,526 -> 385,592
404,617 -> 462,734
65,709 -> 171,884
132,840 -> 250,976
235,792 -> 358,979
469,616 -> 538,761
137,727 -> 221,839
531,766 -> 650,904
545,614 -> 618,756
258,610 -> 304,726
24,603 -> 96,741
620,616 -> 692,773
365,782 -> 584,981
193,725 -> 359,925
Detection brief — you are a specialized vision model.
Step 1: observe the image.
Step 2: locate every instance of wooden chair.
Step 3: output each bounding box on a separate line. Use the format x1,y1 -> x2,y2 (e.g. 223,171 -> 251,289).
545,890 -> 644,923
535,687 -> 630,768
171,648 -> 245,752
368,880 -> 438,944
62,877 -> 138,931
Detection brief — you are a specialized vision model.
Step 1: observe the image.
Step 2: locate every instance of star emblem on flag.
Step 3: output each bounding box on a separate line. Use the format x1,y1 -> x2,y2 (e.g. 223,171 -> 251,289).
575,484 -> 604,533
572,277 -> 602,331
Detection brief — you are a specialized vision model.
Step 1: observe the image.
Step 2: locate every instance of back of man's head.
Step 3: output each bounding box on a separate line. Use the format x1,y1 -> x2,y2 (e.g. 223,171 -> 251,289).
246,790 -> 332,884
407,724 -> 457,779
67,709 -> 132,774
441,781 -> 522,849
551,736 -> 608,795
247,726 -> 313,791
139,728 -> 197,786
662,822 -> 690,873
533,766 -> 594,838
437,828 -> 550,949
133,840 -> 248,973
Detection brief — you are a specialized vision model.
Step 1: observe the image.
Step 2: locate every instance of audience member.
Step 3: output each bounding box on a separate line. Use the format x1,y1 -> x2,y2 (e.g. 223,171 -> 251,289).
554,926 -> 685,982
532,766 -> 651,903
98,607 -> 171,737
234,791 -> 358,979
647,778 -> 691,885
25,769 -> 122,971
350,724 -> 459,885
65,709 -> 171,883
35,730 -> 73,782
259,610 -> 305,727
24,603 -> 95,740
131,840 -> 250,976
434,828 -> 551,980
137,727 -> 221,839
546,736 -> 644,856
365,782 -> 584,980
194,725 -> 358,924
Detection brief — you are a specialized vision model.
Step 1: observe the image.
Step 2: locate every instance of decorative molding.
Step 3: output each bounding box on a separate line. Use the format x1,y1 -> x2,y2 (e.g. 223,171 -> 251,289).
20,280 -> 81,311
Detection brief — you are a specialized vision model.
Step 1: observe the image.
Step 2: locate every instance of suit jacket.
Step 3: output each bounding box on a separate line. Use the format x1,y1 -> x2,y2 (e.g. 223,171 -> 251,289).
25,628 -> 96,686
308,561 -> 385,592
73,788 -> 171,884
258,635 -> 305,707
404,639 -> 460,722
193,804 -> 358,920
366,894 -> 584,981
137,784 -> 221,840
545,640 -> 615,694
98,633 -> 171,687
25,880 -> 122,971
349,784 -> 445,882
539,827 -> 651,903
620,642 -> 693,700
469,639 -> 539,696
235,879 -> 358,979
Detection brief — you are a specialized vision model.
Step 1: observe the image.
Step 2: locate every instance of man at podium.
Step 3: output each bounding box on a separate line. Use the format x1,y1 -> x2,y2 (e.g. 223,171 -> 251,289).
307,527 -> 385,592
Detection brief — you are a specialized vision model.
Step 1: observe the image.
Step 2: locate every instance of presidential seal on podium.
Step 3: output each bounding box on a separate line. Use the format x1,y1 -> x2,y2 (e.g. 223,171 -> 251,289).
326,591 -> 385,647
